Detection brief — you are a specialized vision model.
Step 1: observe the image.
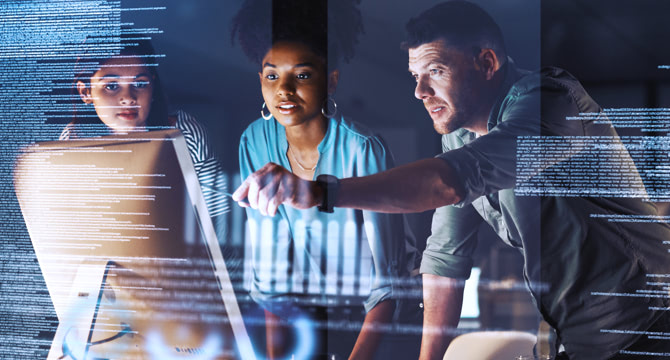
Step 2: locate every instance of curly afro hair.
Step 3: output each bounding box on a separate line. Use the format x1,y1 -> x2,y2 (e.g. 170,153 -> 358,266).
231,0 -> 363,70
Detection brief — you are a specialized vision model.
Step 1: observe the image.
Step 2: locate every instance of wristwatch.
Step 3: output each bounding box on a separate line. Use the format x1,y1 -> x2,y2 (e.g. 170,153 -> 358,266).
315,174 -> 340,213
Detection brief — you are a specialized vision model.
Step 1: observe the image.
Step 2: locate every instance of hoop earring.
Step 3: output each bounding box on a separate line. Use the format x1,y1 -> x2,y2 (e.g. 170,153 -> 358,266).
261,102 -> 273,120
321,97 -> 337,118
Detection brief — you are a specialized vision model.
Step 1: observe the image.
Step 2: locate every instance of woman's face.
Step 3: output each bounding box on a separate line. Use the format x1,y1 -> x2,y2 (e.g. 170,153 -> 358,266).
259,41 -> 335,127
77,57 -> 154,133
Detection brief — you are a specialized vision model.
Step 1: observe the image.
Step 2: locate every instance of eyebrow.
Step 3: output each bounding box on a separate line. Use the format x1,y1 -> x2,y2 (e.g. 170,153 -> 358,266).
262,62 -> 317,69
408,61 -> 449,73
97,73 -> 151,80
294,62 -> 316,68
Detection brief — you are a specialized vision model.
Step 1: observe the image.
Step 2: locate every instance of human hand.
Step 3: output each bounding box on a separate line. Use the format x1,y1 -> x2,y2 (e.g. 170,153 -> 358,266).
232,162 -> 322,216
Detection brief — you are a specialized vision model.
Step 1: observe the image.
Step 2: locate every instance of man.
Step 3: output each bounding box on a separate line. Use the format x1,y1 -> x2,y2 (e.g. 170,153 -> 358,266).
234,1 -> 670,359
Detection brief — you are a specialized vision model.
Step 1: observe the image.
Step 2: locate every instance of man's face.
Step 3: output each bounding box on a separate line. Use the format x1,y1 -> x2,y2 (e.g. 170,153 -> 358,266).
408,39 -> 483,135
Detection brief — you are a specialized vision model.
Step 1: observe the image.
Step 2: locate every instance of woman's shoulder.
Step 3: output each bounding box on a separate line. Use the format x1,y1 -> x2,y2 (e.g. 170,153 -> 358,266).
330,115 -> 387,150
242,116 -> 273,135
59,123 -> 76,140
172,110 -> 204,134
240,117 -> 281,146
59,122 -> 111,140
238,118 -> 280,172
170,110 -> 215,160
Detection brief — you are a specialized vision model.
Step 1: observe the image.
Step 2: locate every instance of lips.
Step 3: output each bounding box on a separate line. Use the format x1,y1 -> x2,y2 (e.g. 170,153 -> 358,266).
117,110 -> 138,120
276,101 -> 299,115
427,105 -> 447,117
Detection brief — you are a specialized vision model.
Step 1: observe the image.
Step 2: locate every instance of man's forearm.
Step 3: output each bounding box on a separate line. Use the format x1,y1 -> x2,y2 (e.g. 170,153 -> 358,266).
233,158 -> 463,216
337,158 -> 464,213
419,274 -> 464,360
349,300 -> 394,360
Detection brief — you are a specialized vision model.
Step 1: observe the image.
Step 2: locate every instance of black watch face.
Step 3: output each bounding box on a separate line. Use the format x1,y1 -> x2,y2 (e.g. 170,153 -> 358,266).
318,174 -> 338,186
316,175 -> 338,213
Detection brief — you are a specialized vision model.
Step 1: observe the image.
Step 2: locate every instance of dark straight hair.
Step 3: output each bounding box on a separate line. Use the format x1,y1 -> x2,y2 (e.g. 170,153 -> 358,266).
71,32 -> 169,127
401,0 -> 506,61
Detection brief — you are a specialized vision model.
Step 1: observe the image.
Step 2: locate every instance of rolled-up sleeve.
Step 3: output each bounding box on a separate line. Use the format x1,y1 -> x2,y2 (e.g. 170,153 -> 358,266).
420,128 -> 489,279
421,203 -> 482,279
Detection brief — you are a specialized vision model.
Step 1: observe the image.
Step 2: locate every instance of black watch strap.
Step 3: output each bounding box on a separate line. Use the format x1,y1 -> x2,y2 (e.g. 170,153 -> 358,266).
315,174 -> 340,213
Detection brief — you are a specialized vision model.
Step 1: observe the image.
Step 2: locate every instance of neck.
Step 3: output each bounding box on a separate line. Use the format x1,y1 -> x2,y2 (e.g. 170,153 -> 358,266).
110,125 -> 143,135
285,115 -> 328,151
464,65 -> 506,136
285,115 -> 328,179
465,121 -> 489,136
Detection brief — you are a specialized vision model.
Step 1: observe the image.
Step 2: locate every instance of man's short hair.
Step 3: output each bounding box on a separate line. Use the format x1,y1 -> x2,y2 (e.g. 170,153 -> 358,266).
401,0 -> 506,60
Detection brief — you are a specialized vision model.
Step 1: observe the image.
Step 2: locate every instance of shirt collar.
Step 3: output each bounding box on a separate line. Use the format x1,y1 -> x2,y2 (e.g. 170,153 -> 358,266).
278,115 -> 340,154
487,57 -> 527,130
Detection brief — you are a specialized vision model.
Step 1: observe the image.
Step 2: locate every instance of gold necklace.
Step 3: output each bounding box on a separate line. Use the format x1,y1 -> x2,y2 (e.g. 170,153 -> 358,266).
288,145 -> 317,172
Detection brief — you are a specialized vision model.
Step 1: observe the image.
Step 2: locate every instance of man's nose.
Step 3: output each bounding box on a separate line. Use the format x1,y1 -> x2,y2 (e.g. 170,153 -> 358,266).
414,75 -> 435,100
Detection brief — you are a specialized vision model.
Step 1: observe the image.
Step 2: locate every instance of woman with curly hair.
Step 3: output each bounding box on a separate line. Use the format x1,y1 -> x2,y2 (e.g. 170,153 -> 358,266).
232,0 -> 421,358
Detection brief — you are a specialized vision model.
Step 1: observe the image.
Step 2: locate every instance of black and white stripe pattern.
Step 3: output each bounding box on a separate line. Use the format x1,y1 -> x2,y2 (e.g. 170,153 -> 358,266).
59,110 -> 230,218
175,111 -> 230,218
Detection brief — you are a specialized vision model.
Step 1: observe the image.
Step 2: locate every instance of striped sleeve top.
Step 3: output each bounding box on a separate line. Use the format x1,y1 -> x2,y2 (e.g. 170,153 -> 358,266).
59,110 -> 230,219
173,110 -> 230,218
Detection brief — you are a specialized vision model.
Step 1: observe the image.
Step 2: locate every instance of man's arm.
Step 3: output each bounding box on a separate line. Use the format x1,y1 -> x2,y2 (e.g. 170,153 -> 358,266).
232,158 -> 464,216
419,274 -> 464,360
349,299 -> 394,360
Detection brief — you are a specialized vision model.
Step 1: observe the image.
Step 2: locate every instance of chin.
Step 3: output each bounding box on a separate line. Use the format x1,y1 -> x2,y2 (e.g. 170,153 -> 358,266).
434,114 -> 468,135
110,119 -> 145,131
433,121 -> 455,135
273,116 -> 296,127
275,114 -> 313,128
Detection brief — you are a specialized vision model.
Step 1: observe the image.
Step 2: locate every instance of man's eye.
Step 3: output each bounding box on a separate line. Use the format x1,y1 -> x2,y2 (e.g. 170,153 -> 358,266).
265,74 -> 278,80
134,80 -> 150,89
297,73 -> 311,80
104,82 -> 118,91
430,69 -> 441,75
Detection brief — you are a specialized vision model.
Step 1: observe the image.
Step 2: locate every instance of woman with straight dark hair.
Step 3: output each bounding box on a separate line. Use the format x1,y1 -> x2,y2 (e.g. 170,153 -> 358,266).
61,32 -> 229,233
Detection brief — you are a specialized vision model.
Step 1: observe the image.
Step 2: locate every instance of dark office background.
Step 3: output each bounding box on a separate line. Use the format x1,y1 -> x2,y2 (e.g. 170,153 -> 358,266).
127,0 -> 541,246
3,0 -> 670,357
133,0 -> 670,244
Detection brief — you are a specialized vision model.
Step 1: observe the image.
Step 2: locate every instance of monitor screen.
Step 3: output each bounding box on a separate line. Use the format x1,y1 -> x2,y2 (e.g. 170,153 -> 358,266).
14,130 -> 255,359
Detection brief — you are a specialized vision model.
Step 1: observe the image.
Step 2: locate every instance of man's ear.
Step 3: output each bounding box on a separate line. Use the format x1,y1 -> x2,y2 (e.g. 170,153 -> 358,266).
76,80 -> 93,104
475,49 -> 501,81
327,69 -> 340,95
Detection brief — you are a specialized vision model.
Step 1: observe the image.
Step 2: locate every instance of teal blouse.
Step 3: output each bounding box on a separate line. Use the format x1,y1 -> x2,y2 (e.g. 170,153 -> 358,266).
239,115 -> 419,313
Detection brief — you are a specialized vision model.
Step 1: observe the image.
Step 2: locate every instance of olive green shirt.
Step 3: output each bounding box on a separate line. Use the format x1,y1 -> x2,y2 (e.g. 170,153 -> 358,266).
421,59 -> 670,359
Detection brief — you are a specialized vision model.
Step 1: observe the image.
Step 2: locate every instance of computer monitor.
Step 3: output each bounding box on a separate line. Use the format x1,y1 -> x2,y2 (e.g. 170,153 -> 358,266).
14,129 -> 255,359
